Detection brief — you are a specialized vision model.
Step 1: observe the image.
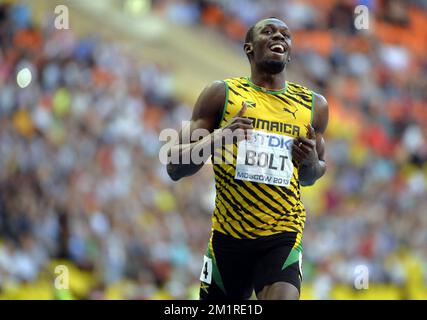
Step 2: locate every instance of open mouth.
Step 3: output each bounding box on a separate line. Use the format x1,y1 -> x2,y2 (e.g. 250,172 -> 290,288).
269,44 -> 285,55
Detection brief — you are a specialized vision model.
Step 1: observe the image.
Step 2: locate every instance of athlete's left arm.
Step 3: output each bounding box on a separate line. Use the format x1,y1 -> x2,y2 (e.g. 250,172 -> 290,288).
292,92 -> 329,186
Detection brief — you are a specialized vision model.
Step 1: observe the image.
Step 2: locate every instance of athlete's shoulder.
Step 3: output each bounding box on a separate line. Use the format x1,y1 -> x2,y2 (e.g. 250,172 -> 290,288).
196,80 -> 227,103
203,80 -> 227,91
286,81 -> 312,95
311,91 -> 328,107
191,80 -> 227,129
311,91 -> 328,133
195,80 -> 227,104
223,76 -> 248,85
287,82 -> 328,104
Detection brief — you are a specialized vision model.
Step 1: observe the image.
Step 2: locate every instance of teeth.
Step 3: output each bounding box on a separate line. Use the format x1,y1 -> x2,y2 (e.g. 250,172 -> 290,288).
270,44 -> 284,53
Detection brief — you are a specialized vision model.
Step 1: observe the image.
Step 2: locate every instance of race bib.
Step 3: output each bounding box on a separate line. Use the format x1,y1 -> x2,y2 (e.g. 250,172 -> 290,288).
235,130 -> 294,187
200,255 -> 212,284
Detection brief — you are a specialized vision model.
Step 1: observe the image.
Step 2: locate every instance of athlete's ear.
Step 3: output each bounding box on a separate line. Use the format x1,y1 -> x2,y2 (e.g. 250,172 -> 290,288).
244,43 -> 253,55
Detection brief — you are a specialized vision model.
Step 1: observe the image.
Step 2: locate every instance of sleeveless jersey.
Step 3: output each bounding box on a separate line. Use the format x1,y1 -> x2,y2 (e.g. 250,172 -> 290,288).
211,76 -> 314,246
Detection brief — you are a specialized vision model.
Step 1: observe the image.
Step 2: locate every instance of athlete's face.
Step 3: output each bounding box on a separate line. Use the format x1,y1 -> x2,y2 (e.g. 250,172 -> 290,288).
247,19 -> 292,74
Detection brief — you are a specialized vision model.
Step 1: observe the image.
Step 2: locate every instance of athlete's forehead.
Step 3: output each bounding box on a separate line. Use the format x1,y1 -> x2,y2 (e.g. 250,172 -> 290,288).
254,18 -> 289,32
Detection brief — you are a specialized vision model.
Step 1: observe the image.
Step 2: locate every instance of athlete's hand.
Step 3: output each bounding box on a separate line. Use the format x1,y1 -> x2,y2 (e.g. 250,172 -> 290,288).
292,124 -> 318,166
214,102 -> 253,144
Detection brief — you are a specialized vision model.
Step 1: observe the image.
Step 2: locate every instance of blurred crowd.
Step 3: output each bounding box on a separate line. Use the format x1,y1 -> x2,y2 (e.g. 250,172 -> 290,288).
0,0 -> 427,299
0,2 -> 213,299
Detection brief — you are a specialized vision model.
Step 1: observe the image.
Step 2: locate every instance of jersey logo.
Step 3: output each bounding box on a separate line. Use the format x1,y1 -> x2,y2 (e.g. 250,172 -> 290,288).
283,106 -> 298,119
243,101 -> 256,108
200,282 -> 209,294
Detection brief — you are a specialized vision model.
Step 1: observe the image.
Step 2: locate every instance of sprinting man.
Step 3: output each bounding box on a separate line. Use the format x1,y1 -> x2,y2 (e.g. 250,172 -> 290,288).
166,17 -> 328,300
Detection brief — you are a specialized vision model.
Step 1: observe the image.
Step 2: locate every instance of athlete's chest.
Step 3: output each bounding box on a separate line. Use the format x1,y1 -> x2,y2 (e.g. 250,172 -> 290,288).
226,90 -> 310,138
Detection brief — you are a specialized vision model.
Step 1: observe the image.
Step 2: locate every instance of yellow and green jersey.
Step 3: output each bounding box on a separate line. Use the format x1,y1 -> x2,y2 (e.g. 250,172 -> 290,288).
211,76 -> 314,246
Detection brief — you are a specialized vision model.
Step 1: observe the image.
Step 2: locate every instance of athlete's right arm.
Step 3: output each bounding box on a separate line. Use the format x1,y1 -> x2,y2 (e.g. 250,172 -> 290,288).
166,81 -> 252,181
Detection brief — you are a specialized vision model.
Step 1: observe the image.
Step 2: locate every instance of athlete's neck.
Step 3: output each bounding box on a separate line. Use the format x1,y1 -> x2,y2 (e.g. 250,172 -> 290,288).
250,68 -> 286,91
